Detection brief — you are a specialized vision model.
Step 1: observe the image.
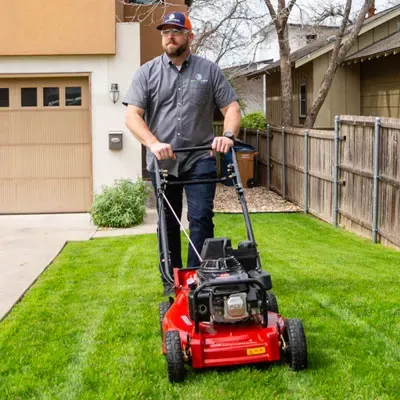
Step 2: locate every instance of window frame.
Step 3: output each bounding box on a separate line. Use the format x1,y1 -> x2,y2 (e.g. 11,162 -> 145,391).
299,83 -> 307,118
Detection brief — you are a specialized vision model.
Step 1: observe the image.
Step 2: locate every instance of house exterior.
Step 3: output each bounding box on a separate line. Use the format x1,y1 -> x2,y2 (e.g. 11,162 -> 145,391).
0,0 -> 187,214
248,5 -> 400,128
228,24 -> 337,115
254,23 -> 338,63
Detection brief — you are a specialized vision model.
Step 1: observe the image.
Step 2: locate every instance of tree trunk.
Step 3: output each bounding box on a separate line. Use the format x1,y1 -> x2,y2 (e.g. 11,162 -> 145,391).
278,27 -> 292,127
304,60 -> 340,128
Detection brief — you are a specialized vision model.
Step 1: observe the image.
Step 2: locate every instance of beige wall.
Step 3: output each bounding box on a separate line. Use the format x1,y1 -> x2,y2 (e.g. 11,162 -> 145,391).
266,73 -> 282,126
361,54 -> 400,118
0,0 -> 116,56
292,63 -> 313,126
313,53 -> 360,128
123,1 -> 187,65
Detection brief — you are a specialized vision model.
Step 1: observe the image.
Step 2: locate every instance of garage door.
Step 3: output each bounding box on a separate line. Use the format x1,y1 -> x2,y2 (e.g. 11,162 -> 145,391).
0,76 -> 92,214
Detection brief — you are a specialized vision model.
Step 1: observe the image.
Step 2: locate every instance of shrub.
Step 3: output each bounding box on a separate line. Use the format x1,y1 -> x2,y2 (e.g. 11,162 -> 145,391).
89,178 -> 148,228
241,112 -> 267,129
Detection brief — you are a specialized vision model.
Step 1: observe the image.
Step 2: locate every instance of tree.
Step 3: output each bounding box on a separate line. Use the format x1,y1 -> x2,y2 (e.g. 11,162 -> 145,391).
263,0 -> 297,127
262,0 -> 374,128
188,0 -> 269,67
304,0 -> 374,127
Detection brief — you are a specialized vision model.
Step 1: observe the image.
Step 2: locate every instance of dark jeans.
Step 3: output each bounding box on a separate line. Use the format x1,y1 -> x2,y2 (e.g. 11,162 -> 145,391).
150,156 -> 217,273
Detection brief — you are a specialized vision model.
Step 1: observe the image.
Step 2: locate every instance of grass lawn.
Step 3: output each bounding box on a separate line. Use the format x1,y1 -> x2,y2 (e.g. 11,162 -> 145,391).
1,213 -> 399,400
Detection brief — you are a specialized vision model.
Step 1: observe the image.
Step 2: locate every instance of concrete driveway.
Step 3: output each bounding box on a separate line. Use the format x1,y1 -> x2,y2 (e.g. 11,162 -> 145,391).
0,209 -> 187,321
0,213 -> 97,320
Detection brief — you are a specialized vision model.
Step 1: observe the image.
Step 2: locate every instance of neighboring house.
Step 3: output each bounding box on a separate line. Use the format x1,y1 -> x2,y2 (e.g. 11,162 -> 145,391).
254,23 -> 338,62
0,0 -> 188,214
248,5 -> 400,128
223,60 -> 273,115
228,24 -> 337,115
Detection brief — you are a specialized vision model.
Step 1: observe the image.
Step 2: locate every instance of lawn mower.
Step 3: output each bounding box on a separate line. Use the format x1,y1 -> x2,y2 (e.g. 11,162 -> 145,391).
155,146 -> 307,382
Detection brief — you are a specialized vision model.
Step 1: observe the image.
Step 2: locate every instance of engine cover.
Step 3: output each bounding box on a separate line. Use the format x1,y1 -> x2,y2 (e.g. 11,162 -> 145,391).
224,293 -> 248,320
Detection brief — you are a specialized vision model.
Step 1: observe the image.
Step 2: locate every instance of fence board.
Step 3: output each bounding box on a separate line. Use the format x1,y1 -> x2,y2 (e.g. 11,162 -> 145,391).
214,114 -> 399,249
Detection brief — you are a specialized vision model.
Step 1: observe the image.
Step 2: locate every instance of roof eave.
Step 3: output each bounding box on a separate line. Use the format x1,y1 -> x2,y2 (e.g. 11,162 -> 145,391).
295,7 -> 400,68
342,47 -> 400,65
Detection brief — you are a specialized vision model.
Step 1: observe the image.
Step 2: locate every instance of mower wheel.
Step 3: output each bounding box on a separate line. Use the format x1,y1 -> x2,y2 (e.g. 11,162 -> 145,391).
159,301 -> 171,336
165,330 -> 185,382
266,291 -> 279,313
285,319 -> 308,371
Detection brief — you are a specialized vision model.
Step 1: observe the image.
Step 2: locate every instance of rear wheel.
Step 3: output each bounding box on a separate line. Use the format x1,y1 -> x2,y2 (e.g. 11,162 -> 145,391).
265,291 -> 279,313
159,301 -> 171,336
165,330 -> 185,382
285,318 -> 308,371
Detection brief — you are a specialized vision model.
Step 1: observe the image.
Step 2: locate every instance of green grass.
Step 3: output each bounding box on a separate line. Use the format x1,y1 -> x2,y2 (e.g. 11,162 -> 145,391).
1,213 -> 399,400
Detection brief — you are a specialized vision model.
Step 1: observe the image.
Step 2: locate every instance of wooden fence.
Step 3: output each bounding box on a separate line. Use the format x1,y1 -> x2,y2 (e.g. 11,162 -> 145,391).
214,116 -> 400,249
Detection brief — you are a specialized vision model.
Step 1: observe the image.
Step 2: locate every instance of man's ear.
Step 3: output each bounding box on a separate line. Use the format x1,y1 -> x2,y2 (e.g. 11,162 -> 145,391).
188,32 -> 195,43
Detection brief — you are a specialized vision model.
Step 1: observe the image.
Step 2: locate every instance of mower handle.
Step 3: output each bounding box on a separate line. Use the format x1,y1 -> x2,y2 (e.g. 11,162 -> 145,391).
173,145 -> 212,153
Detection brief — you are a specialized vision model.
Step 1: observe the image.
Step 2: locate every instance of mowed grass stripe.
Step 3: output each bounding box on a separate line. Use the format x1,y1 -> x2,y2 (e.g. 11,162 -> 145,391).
0,213 -> 399,399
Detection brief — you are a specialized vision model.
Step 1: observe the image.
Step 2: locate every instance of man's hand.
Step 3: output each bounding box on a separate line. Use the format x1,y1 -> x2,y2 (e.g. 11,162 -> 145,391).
149,142 -> 176,160
210,136 -> 234,156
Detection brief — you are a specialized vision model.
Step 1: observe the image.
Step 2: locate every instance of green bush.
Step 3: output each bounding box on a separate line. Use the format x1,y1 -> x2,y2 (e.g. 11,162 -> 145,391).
89,179 -> 148,228
241,112 -> 267,129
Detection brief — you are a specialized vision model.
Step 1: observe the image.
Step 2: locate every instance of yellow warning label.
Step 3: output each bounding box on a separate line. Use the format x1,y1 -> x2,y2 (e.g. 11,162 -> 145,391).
247,347 -> 266,356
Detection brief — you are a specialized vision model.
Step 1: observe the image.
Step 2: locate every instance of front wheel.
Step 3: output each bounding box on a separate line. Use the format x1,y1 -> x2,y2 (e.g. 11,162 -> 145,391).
265,291 -> 279,313
285,318 -> 308,371
165,330 -> 185,382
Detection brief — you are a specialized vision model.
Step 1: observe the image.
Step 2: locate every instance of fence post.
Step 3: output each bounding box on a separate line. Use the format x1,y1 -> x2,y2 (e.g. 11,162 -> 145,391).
372,117 -> 381,243
243,127 -> 247,143
282,126 -> 286,200
255,129 -> 260,185
333,116 -> 340,227
267,123 -> 271,191
304,129 -> 309,214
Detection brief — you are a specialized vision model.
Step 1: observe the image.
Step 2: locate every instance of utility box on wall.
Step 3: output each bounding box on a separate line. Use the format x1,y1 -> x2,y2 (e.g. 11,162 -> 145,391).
109,131 -> 123,150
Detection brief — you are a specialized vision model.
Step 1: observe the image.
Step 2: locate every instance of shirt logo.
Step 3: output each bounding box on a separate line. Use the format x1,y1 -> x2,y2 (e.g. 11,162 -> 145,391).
191,73 -> 208,84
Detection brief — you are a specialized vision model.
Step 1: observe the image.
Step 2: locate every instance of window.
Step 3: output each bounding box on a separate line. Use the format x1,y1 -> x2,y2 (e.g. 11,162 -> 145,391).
300,84 -> 307,118
21,88 -> 37,107
65,87 -> 82,106
43,87 -> 60,107
0,88 -> 9,107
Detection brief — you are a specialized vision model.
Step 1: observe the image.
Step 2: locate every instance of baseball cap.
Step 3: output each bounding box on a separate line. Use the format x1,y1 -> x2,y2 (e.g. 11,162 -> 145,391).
156,11 -> 192,31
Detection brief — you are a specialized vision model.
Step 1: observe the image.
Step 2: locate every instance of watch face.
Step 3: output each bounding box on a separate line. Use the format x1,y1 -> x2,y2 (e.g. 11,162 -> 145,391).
224,131 -> 234,139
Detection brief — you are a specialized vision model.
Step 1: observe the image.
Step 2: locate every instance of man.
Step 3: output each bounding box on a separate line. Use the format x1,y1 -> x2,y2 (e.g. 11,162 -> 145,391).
124,11 -> 241,295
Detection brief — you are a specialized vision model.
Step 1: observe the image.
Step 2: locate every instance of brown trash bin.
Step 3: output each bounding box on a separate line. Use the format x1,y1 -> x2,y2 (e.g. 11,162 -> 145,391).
236,150 -> 258,188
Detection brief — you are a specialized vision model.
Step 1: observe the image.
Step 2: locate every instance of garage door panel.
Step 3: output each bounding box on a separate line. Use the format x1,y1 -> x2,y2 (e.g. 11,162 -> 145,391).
0,144 -> 91,179
0,75 -> 92,213
0,178 -> 92,214
0,110 -> 90,145
0,113 -> 11,137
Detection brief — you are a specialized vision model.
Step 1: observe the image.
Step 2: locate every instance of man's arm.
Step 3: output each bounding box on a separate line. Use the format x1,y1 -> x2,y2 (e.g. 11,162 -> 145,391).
211,101 -> 241,154
220,100 -> 241,137
125,105 -> 175,160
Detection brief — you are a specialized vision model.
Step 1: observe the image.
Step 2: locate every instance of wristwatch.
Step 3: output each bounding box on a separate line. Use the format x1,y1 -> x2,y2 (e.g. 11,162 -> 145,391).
223,131 -> 235,141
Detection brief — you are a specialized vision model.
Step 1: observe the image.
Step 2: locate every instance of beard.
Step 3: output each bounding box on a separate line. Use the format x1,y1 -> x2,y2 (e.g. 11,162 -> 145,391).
163,40 -> 189,58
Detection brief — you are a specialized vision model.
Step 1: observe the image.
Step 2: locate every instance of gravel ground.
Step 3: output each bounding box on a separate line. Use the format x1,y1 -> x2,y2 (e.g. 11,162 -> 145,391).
213,184 -> 301,213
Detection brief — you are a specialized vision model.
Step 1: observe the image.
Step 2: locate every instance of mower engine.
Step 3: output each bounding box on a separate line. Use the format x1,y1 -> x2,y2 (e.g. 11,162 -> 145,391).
188,239 -> 268,325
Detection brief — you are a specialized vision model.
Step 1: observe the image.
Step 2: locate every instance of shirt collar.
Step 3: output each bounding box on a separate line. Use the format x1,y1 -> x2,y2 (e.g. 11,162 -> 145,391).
162,52 -> 192,69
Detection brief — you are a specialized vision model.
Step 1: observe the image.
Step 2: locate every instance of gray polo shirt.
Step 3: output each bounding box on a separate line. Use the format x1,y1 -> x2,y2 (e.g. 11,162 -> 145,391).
123,53 -> 238,176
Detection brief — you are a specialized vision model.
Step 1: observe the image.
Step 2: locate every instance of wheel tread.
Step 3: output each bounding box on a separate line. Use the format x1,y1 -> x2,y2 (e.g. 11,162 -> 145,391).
165,330 -> 185,382
286,318 -> 308,371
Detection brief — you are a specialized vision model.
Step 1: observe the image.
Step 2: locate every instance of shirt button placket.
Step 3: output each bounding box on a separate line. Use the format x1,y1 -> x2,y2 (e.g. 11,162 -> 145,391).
177,73 -> 183,138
